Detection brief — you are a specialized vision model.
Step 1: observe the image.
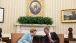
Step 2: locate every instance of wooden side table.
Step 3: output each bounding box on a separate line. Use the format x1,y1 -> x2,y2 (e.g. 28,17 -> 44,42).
0,37 -> 9,43
64,38 -> 76,43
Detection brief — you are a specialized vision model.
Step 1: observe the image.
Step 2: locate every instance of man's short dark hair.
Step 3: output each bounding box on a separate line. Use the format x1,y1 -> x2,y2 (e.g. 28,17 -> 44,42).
0,28 -> 2,32
0,28 -> 2,38
44,27 -> 49,30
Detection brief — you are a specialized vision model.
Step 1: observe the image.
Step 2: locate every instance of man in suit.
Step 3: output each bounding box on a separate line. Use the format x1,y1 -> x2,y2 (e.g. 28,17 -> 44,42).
44,27 -> 60,43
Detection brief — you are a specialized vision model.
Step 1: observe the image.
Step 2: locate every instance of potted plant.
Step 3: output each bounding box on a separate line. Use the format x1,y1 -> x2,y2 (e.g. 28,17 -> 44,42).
17,16 -> 53,25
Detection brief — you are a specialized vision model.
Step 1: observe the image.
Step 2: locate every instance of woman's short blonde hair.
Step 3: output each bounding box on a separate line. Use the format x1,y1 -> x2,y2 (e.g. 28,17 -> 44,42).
30,27 -> 37,33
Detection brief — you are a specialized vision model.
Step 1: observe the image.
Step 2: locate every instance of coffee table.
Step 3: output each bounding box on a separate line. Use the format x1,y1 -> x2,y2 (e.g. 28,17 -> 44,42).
0,41 -> 6,43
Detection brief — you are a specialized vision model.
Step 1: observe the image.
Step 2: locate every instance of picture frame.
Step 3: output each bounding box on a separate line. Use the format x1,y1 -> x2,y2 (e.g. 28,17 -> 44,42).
0,8 -> 4,23
27,0 -> 44,17
61,9 -> 76,22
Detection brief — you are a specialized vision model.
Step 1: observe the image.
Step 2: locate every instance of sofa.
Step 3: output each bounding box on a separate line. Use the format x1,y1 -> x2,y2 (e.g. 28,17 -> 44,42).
11,33 -> 64,43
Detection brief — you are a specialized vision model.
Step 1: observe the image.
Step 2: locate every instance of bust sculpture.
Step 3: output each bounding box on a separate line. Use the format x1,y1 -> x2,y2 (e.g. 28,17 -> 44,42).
0,28 -> 2,38
68,27 -> 73,38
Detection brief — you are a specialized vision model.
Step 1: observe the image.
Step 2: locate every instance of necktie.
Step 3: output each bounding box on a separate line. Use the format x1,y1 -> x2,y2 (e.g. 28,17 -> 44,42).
47,34 -> 52,41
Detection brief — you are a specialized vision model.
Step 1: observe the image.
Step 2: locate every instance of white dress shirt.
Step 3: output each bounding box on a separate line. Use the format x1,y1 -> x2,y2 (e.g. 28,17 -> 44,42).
48,32 -> 52,40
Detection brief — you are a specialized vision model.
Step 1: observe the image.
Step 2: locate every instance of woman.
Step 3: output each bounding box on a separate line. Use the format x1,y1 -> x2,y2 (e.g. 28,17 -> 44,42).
18,28 -> 37,43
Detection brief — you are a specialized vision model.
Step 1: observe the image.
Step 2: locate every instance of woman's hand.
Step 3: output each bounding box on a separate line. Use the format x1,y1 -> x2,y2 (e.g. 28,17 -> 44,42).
30,42 -> 33,43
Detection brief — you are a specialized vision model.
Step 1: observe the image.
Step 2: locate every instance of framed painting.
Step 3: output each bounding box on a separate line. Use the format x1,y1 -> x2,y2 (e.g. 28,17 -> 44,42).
27,0 -> 44,17
61,9 -> 76,22
0,8 -> 4,23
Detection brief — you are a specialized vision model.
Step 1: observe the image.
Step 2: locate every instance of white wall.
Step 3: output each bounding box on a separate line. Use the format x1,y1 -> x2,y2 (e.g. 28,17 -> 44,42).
0,0 -> 76,35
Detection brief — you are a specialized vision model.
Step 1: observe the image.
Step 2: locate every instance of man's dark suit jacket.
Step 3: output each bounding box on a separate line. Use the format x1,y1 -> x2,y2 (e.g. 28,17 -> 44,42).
44,32 -> 60,43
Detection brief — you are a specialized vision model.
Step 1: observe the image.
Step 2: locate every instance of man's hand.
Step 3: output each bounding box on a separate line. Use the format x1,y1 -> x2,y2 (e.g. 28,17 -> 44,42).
50,40 -> 55,43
